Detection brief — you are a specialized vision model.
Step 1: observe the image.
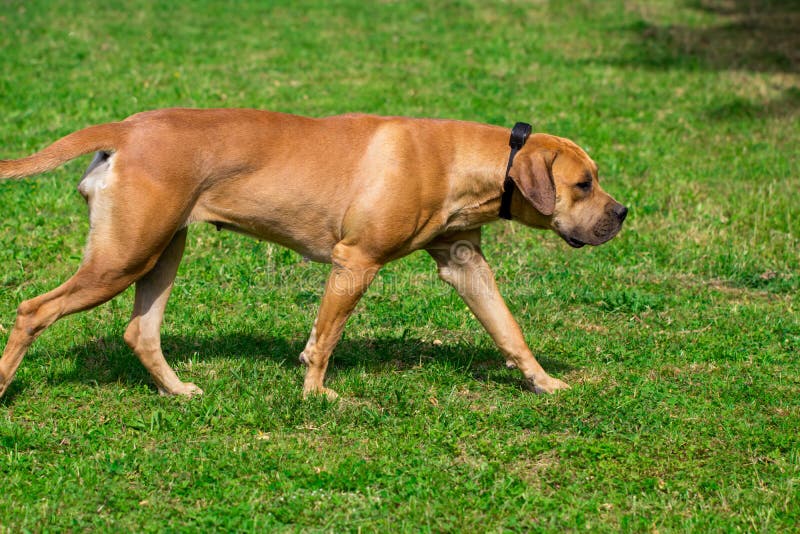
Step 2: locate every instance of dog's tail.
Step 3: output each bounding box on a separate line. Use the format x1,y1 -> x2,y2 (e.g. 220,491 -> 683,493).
0,122 -> 130,179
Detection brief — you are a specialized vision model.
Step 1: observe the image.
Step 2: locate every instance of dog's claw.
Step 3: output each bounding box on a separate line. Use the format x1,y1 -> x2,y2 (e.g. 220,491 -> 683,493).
525,375 -> 570,394
505,360 -> 517,370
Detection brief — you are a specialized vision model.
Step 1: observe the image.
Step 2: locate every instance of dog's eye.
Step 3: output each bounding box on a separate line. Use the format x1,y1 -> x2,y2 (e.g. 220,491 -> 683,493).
576,181 -> 592,192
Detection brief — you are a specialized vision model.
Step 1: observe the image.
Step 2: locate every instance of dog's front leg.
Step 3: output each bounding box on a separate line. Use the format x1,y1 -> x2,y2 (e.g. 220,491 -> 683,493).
300,243 -> 381,400
426,230 -> 569,394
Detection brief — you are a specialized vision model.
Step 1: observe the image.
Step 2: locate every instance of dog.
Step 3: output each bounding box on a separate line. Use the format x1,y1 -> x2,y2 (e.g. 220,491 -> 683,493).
0,109 -> 626,400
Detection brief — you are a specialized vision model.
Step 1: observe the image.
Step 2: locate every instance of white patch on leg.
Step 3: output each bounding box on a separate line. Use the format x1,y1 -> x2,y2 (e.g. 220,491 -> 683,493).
299,321 -> 317,365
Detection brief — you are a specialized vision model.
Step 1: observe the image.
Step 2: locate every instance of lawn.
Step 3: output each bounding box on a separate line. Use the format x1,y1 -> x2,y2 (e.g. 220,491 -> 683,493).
1,0 -> 798,531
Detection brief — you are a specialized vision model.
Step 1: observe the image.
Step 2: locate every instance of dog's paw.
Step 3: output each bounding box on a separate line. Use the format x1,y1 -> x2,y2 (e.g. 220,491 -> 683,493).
303,386 -> 339,402
525,375 -> 570,394
158,382 -> 204,397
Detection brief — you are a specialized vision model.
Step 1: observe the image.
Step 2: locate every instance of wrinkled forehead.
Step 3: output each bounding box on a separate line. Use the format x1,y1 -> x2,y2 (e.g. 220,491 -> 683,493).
554,135 -> 596,164
555,144 -> 598,178
580,156 -> 599,179
573,145 -> 598,176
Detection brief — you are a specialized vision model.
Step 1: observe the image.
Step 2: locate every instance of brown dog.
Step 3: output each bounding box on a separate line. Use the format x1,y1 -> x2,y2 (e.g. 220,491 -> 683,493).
0,109 -> 626,399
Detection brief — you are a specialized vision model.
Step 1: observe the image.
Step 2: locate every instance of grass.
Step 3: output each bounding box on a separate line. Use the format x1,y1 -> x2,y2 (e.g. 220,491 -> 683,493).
1,0 -> 798,531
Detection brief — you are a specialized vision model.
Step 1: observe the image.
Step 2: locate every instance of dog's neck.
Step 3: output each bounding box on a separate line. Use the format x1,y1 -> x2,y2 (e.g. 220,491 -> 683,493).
440,125 -> 519,230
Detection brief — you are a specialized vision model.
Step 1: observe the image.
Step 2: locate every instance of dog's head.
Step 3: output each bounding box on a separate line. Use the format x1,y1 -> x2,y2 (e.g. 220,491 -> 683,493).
507,134 -> 627,248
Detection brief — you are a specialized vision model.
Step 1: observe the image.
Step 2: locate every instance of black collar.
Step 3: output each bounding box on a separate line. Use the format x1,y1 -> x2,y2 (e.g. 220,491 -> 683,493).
498,122 -> 532,220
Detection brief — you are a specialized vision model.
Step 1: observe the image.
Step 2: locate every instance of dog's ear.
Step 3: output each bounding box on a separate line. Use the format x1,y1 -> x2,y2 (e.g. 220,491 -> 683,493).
510,151 -> 556,216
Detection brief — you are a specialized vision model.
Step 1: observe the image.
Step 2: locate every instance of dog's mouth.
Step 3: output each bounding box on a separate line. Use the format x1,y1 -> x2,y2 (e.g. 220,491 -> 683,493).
563,235 -> 586,248
556,217 -> 624,249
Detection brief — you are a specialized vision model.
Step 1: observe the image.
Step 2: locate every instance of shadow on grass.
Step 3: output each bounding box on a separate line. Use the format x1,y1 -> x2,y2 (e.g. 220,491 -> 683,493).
3,333 -> 574,399
624,0 -> 799,72
703,87 -> 800,119
618,0 -> 800,116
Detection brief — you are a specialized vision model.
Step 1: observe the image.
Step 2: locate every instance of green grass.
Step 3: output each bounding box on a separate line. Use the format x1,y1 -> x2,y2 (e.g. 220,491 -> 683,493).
1,0 -> 798,531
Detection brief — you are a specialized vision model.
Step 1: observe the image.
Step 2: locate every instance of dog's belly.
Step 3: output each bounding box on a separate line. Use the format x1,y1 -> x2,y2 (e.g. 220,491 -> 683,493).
190,178 -> 344,263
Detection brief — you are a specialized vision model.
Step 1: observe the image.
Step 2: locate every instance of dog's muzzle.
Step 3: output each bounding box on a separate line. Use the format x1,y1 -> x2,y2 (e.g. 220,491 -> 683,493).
560,202 -> 628,248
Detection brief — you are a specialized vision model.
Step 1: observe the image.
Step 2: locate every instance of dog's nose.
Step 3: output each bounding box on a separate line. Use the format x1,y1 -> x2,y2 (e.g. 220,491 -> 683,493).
614,204 -> 628,222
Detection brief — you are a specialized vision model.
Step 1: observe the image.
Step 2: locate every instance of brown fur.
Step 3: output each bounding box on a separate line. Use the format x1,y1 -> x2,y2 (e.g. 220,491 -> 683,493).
0,108 -> 626,399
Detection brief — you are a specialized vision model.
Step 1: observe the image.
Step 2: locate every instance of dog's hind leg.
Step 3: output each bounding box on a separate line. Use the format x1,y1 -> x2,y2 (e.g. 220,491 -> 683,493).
0,247 -> 163,398
123,228 -> 201,396
0,161 -> 196,398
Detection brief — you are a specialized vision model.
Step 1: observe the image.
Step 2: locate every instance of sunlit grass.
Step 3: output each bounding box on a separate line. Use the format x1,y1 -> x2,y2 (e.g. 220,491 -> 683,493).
1,0 -> 798,531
